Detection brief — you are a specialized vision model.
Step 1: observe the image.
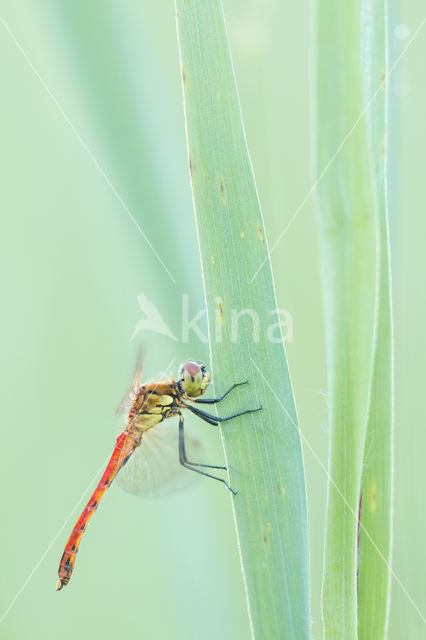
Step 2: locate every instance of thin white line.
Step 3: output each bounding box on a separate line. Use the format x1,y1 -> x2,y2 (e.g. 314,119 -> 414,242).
250,16 -> 426,283
0,356 -> 176,625
0,14 -> 176,285
250,357 -> 426,624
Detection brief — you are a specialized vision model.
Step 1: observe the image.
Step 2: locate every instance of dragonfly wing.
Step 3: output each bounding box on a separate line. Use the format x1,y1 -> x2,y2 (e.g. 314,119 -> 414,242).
116,421 -> 203,498
116,346 -> 146,414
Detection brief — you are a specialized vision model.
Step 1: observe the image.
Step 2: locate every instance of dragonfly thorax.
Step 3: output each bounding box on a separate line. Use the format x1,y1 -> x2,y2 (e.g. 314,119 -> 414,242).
178,361 -> 210,397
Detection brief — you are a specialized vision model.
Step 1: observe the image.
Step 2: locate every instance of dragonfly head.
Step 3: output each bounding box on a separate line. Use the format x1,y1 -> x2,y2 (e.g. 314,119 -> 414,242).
179,361 -> 210,397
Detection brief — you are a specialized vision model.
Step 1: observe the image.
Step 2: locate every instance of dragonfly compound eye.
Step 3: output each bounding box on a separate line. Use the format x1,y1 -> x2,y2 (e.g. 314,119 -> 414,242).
179,361 -> 210,397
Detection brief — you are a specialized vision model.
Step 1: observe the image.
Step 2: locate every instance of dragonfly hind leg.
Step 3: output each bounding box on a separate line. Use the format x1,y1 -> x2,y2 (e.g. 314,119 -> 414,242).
178,415 -> 236,494
187,404 -> 262,424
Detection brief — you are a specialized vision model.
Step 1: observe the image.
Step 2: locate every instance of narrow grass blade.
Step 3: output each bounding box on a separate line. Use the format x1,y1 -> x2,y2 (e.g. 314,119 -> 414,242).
176,1 -> 310,638
315,1 -> 391,638
358,3 -> 393,639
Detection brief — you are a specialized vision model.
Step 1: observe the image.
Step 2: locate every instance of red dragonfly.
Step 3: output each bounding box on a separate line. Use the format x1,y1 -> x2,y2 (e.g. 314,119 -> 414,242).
56,360 -> 261,590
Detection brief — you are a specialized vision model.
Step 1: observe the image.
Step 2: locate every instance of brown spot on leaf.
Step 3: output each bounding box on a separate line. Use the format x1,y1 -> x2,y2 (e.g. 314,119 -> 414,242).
216,298 -> 224,323
182,64 -> 187,87
371,482 -> 377,513
257,225 -> 264,244
211,256 -> 215,264
262,524 -> 271,547
217,173 -> 226,204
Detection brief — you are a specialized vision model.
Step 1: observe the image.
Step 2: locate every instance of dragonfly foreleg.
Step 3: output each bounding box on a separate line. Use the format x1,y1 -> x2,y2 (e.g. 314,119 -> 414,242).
192,381 -> 248,404
178,414 -> 236,494
187,404 -> 262,424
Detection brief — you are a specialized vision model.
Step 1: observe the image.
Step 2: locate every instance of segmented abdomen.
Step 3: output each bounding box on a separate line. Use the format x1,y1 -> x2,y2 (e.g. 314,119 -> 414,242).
56,427 -> 141,590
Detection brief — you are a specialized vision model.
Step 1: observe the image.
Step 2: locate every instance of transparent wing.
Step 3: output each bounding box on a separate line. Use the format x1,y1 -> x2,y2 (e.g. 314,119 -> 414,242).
116,421 -> 204,498
116,346 -> 145,414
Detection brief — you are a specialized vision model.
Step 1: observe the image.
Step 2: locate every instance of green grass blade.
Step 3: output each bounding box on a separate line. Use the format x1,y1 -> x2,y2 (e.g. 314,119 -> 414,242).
358,3 -> 393,639
175,1 -> 310,638
315,1 -> 390,638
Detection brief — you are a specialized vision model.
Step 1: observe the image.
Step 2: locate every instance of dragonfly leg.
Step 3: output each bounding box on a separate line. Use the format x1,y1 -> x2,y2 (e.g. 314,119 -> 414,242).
178,415 -> 236,494
192,381 -> 248,404
178,413 -> 226,470
190,412 -> 218,426
187,404 -> 262,424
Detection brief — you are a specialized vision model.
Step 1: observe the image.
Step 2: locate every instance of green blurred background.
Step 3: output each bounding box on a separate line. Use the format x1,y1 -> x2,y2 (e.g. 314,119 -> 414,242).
0,1 -> 424,638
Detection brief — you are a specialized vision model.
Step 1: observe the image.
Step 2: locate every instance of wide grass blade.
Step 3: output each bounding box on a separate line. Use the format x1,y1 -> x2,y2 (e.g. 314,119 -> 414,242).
175,1 -> 310,638
315,1 -> 392,638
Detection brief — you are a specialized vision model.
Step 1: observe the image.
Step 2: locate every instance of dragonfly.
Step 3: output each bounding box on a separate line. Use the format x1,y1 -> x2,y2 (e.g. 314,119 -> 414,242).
56,360 -> 261,591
